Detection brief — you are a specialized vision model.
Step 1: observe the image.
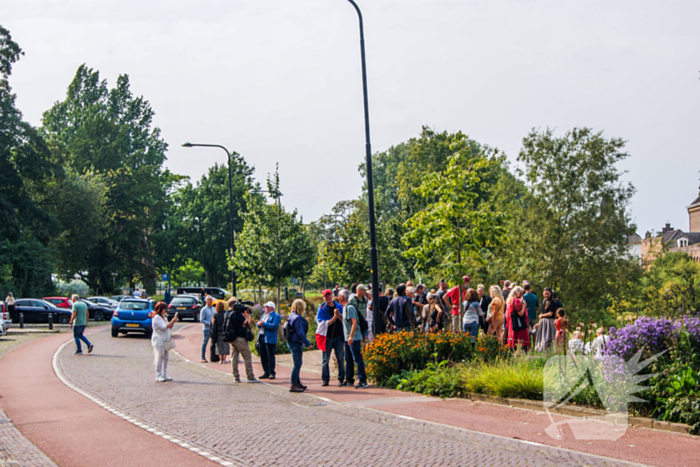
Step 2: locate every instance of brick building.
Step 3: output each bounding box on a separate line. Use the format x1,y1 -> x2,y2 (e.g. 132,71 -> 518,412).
640,195 -> 700,267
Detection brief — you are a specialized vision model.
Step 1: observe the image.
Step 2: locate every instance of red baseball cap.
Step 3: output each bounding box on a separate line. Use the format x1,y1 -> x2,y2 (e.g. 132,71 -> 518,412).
322,289 -> 332,296
462,275 -> 470,282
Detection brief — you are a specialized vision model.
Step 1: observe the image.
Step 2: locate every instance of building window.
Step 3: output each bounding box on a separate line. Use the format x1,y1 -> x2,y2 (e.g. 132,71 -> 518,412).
677,238 -> 689,248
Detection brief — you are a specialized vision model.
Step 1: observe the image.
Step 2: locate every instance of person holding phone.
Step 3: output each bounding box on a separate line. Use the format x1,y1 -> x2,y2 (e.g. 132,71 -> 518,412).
152,302 -> 178,382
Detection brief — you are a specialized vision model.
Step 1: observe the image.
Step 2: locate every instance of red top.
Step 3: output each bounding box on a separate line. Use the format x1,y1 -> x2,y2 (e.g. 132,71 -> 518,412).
446,287 -> 461,315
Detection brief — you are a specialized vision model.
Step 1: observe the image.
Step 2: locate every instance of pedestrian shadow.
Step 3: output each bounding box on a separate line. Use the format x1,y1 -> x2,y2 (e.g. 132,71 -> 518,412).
167,380 -> 230,387
82,354 -> 127,359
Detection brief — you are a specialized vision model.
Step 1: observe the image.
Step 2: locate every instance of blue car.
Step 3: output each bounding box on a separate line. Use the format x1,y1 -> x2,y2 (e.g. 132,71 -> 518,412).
111,299 -> 154,338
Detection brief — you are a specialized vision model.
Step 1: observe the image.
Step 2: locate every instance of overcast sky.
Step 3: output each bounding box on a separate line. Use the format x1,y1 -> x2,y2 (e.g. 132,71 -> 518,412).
4,0 -> 699,234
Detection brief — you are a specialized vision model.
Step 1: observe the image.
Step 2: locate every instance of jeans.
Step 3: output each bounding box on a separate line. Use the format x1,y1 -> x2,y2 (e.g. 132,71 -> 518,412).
201,328 -> 210,360
321,336 -> 345,383
463,321 -> 479,340
287,341 -> 304,385
346,340 -> 366,384
259,341 -> 276,376
344,341 -> 355,383
73,325 -> 91,352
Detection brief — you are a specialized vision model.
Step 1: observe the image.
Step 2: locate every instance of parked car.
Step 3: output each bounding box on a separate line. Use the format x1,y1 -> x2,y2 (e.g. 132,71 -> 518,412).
43,296 -> 72,308
87,296 -> 119,309
167,294 -> 202,321
111,295 -> 132,302
176,287 -> 228,300
80,299 -> 114,321
111,299 -> 154,338
11,299 -> 72,324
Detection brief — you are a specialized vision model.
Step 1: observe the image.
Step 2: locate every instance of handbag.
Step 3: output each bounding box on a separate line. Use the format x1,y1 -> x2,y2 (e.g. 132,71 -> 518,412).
510,302 -> 528,331
485,302 -> 493,322
210,340 -> 219,362
245,328 -> 255,342
163,336 -> 176,352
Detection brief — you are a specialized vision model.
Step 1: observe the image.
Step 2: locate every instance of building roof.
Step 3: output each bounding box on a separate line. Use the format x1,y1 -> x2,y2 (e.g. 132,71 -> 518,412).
688,195 -> 700,209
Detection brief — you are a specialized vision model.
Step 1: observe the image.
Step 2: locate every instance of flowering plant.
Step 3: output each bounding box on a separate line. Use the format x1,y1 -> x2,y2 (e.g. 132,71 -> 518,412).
364,331 -> 474,385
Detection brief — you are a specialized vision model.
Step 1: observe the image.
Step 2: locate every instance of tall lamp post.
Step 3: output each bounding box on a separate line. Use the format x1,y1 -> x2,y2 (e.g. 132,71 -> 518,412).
182,142 -> 238,296
344,0 -> 382,335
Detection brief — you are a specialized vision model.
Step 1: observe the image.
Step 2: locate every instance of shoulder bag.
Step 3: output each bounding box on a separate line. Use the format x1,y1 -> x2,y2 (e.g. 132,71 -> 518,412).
163,336 -> 176,352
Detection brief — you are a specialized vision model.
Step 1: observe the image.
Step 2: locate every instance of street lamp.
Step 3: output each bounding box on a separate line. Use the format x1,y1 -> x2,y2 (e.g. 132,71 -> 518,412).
182,142 -> 238,296
344,0 -> 382,335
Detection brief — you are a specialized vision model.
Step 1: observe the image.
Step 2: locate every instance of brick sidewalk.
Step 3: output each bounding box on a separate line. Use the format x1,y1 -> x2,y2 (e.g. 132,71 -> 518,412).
55,327 -> 636,467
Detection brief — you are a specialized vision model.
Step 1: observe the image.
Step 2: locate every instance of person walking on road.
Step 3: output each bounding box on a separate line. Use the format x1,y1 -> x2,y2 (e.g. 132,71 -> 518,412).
317,290 -> 346,387
257,301 -> 281,380
210,301 -> 230,364
338,290 -> 369,389
200,296 -> 215,363
152,302 -> 178,382
287,299 -> 312,393
69,294 -> 93,355
230,304 -> 259,383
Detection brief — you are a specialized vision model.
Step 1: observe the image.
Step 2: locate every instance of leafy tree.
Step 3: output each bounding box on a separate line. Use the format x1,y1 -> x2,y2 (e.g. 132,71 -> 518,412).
403,141 -> 507,289
0,25 -> 56,297
232,170 -> 314,305
41,65 -> 173,293
174,159 -> 254,288
501,127 -> 638,323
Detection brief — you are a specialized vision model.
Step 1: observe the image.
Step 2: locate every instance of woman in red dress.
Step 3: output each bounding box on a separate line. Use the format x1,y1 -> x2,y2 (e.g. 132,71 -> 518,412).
505,286 -> 530,351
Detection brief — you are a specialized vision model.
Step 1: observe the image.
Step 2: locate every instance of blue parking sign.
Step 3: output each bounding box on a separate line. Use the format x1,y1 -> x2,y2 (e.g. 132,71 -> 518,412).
162,273 -> 169,281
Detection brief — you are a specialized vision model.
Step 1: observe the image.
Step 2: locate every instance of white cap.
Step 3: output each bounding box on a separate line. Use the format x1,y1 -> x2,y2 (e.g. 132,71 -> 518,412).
264,301 -> 276,309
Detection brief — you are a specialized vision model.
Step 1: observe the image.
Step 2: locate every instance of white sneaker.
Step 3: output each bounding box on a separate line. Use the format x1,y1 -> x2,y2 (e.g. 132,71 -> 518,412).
245,378 -> 261,383
156,376 -> 167,382
163,376 -> 173,381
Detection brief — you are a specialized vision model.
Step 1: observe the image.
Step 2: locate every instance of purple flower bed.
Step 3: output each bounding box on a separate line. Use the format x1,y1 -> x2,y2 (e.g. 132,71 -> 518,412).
605,316 -> 677,360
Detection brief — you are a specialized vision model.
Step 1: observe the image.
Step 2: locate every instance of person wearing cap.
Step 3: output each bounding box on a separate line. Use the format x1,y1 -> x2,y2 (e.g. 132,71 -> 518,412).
257,301 -> 281,379
317,289 -> 346,386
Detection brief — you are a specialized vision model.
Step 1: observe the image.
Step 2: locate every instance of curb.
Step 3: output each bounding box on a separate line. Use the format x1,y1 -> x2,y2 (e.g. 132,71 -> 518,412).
466,393 -> 693,435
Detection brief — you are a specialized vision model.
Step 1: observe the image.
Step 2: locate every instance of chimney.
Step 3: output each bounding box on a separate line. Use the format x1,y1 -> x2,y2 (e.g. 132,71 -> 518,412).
661,223 -> 674,234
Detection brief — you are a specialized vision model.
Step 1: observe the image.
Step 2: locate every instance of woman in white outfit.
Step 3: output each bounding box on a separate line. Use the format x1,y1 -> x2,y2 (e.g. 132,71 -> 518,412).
151,302 -> 178,382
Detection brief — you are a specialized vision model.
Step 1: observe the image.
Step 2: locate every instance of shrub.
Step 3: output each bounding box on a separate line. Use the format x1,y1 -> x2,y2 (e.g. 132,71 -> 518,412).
396,362 -> 466,398
474,333 -> 508,362
462,358 -> 544,400
364,331 -> 474,386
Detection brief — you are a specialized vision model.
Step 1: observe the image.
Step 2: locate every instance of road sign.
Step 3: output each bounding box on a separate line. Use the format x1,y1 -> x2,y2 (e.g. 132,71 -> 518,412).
162,273 -> 169,281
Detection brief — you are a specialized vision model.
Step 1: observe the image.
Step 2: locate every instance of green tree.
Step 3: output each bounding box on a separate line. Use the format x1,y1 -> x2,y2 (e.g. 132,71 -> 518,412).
41,65 -> 173,293
505,127 -> 638,322
232,171 -> 314,305
403,142 -> 507,290
0,25 -> 56,297
175,159 -> 254,288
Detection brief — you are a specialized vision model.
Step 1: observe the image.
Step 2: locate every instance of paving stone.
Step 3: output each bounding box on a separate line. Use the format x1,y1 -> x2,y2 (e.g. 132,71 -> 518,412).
56,327 -> 639,467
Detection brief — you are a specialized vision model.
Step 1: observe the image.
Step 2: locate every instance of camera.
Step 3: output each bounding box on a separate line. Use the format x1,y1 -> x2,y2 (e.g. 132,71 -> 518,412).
232,300 -> 255,313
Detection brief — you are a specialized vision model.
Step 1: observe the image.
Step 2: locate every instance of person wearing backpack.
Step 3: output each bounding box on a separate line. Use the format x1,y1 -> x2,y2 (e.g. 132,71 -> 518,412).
338,290 -> 369,389
505,286 -> 530,350
224,303 -> 260,383
286,299 -> 312,392
349,284 -> 369,340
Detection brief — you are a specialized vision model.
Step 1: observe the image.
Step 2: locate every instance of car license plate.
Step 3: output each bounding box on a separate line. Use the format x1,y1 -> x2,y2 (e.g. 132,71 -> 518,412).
177,307 -> 186,310
126,323 -> 139,328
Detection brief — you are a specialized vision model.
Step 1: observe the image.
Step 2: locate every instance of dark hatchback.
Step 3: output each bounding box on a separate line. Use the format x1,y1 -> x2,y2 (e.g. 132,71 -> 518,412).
11,299 -> 72,324
167,295 -> 202,321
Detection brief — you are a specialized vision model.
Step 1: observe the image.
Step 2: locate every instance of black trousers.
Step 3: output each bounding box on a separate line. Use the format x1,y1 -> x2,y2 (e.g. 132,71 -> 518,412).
259,341 -> 276,376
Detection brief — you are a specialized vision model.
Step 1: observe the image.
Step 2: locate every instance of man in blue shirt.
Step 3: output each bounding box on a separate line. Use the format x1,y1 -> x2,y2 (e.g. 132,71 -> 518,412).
338,290 -> 368,389
257,301 -> 281,379
522,283 -> 539,336
199,296 -> 215,363
317,290 -> 345,387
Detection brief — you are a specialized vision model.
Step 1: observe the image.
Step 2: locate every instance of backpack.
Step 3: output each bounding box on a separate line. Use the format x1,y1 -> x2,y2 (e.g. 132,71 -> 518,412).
357,311 -> 369,333
222,311 -> 236,343
283,317 -> 295,341
510,301 -> 528,331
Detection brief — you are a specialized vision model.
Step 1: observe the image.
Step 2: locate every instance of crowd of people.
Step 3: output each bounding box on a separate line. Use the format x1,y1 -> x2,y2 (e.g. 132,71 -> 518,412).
148,276 -> 608,391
